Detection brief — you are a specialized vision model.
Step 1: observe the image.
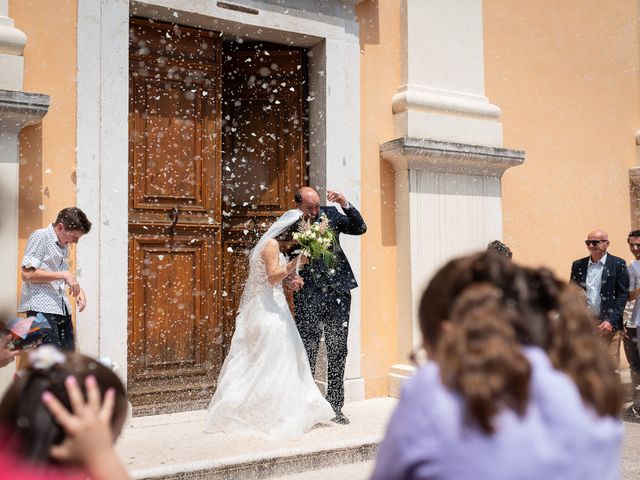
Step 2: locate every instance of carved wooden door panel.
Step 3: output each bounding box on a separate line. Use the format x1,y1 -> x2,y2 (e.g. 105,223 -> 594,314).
128,18 -> 222,414
220,42 -> 307,350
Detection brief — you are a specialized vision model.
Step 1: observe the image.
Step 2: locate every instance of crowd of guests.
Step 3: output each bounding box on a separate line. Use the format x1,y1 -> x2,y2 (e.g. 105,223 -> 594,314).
569,229 -> 640,422
370,231 -> 640,479
1,207 -> 637,479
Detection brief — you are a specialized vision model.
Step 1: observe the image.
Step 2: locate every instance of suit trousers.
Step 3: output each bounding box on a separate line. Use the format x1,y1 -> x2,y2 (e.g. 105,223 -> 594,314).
623,326 -> 640,407
294,289 -> 351,414
601,329 -> 622,369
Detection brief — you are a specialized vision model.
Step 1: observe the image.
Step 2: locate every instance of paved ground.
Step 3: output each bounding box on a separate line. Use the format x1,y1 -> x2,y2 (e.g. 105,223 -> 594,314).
117,394 -> 640,479
117,398 -> 395,479
622,421 -> 640,480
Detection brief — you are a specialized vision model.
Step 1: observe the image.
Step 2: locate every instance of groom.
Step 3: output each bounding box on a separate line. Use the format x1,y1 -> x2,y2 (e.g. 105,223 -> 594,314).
290,186 -> 367,424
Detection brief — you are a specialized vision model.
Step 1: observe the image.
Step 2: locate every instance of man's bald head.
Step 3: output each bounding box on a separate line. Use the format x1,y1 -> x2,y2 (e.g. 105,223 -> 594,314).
585,229 -> 610,260
295,187 -> 321,220
587,229 -> 609,241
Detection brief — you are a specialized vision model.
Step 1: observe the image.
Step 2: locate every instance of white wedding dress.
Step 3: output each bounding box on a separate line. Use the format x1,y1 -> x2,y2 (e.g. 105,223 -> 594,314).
204,210 -> 334,439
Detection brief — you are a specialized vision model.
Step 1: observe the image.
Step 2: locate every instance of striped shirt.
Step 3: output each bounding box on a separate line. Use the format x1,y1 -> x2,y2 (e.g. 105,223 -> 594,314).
18,225 -> 71,315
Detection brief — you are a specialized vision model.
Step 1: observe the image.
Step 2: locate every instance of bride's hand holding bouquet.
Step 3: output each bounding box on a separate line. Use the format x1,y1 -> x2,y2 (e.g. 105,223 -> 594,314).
293,214 -> 336,274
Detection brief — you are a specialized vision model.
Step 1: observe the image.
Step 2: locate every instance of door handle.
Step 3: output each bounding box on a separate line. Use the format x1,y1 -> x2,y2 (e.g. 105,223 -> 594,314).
168,207 -> 179,236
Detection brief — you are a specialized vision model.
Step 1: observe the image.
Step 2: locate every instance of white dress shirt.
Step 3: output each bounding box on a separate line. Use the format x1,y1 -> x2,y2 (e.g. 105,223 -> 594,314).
586,253 -> 607,317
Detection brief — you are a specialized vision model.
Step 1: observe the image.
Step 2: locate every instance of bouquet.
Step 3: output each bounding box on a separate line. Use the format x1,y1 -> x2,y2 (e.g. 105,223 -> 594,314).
2,313 -> 51,350
293,214 -> 337,273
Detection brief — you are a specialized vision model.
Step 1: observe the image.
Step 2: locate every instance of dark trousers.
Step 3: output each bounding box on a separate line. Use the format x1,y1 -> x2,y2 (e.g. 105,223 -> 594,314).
27,310 -> 75,352
294,289 -> 351,414
624,326 -> 640,407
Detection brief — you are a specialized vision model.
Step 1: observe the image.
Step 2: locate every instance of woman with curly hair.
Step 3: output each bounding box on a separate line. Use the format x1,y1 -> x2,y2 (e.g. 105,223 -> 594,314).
371,252 -> 623,480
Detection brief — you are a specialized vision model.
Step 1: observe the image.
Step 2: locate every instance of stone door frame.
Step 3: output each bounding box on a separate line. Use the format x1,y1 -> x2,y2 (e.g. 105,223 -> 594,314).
76,0 -> 364,403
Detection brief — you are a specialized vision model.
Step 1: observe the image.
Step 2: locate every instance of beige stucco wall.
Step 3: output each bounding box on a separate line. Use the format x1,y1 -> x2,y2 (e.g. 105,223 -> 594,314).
357,0 -> 402,398
484,0 -> 640,275
357,0 -> 640,397
11,0 -> 78,303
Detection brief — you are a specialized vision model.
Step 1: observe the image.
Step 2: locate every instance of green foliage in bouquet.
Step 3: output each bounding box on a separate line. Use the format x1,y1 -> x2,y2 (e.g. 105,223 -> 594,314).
293,214 -> 337,270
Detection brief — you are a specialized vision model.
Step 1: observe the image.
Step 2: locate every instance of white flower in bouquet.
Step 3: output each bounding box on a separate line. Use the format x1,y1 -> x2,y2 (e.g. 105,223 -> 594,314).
295,213 -> 337,270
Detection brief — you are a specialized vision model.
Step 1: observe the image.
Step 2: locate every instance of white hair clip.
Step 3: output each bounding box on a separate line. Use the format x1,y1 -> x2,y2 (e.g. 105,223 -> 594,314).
29,345 -> 65,371
98,357 -> 119,372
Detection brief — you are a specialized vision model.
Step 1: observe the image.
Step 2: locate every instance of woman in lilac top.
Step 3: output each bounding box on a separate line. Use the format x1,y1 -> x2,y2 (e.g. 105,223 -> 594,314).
371,253 -> 623,480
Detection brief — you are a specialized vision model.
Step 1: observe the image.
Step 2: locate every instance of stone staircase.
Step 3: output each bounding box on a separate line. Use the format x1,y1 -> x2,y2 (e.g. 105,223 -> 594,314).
116,398 -> 396,480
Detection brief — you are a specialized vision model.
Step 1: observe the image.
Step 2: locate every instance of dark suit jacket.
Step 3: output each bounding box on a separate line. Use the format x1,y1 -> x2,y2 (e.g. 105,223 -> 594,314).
570,253 -> 629,330
294,204 -> 367,300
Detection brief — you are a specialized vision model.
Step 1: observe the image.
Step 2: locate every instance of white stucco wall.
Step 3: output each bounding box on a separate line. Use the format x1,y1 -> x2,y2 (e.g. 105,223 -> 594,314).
76,0 -> 365,401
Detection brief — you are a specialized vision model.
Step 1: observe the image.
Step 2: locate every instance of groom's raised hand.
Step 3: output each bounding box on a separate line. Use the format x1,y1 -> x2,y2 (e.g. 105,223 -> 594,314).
327,190 -> 348,208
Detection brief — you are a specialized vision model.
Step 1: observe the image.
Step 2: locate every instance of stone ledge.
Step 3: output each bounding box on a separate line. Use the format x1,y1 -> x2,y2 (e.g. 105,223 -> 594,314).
134,442 -> 378,480
380,137 -> 525,177
0,88 -> 50,132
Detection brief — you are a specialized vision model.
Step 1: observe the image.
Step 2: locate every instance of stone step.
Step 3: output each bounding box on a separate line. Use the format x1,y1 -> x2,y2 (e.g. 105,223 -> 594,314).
268,460 -> 374,480
116,398 -> 396,480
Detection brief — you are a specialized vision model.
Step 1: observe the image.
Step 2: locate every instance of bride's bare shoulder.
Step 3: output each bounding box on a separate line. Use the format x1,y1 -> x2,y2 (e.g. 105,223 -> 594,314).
260,239 -> 280,258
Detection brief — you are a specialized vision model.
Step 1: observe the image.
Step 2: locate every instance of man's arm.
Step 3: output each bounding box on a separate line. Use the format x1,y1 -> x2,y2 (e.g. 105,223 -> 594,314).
569,260 -> 581,284
22,267 -> 80,297
326,191 -> 367,236
608,259 -> 630,329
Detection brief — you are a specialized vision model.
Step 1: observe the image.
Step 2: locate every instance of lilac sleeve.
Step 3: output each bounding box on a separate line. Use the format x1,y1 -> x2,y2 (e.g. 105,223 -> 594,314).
370,370 -> 441,480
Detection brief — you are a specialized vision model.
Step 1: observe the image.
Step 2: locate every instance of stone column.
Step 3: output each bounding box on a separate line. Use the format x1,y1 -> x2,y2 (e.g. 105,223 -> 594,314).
382,0 -> 524,396
0,1 -> 49,392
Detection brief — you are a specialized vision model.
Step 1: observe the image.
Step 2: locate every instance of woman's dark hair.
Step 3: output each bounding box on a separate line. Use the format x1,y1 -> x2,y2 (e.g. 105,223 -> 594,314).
419,253 -> 540,352
486,240 -> 512,259
0,352 -> 127,463
438,285 -> 531,434
54,207 -> 92,234
419,252 -> 622,434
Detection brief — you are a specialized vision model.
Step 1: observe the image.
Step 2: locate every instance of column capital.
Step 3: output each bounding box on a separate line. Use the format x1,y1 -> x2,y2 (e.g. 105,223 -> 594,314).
380,137 -> 525,177
0,89 -> 50,133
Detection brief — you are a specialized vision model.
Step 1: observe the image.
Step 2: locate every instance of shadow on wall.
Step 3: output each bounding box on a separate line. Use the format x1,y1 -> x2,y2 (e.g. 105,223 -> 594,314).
18,123 -> 44,240
630,176 -> 640,230
357,0 -> 397,247
357,0 -> 380,49
380,157 -> 396,246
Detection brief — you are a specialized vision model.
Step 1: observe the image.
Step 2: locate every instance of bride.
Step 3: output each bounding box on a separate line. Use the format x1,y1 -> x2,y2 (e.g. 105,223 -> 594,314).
204,209 -> 335,438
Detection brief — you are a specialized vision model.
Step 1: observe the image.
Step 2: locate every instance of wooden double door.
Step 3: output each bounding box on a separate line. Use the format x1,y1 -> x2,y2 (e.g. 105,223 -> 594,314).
128,18 -> 308,413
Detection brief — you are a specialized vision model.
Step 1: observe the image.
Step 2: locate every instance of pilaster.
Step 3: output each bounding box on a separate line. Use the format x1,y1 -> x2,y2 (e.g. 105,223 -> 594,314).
0,0 -> 49,394
384,0 -> 525,395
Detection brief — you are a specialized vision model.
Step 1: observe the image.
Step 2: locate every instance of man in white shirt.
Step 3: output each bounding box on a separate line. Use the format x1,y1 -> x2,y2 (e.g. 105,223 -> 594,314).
570,229 -> 629,366
623,230 -> 640,421
18,207 -> 91,351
